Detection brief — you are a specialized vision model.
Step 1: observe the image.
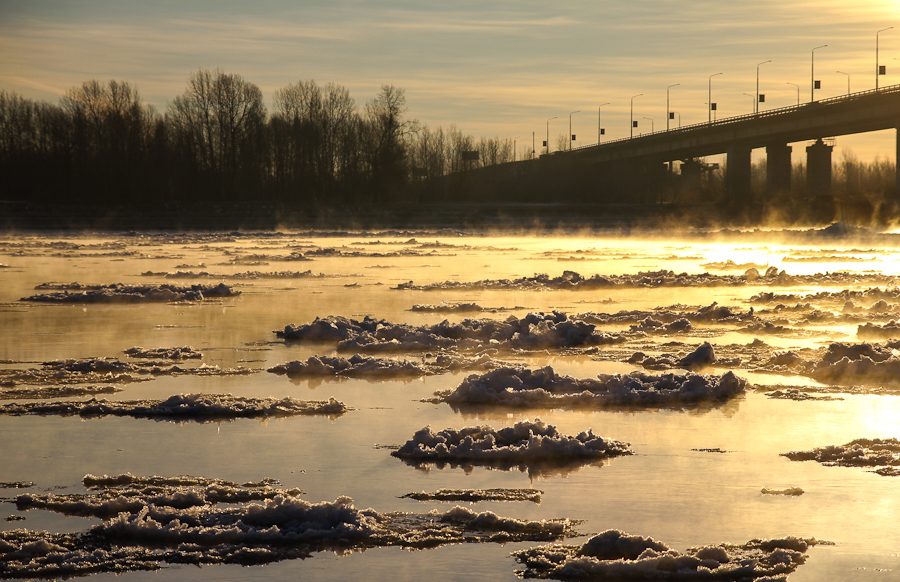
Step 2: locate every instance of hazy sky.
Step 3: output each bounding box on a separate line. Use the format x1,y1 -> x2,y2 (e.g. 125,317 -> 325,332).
2,0 -> 899,160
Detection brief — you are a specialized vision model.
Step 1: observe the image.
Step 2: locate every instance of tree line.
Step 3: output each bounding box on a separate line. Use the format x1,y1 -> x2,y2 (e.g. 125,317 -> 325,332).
0,69 -> 517,207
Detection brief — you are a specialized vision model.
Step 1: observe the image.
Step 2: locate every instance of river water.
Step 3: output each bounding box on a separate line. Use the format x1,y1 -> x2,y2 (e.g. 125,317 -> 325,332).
0,231 -> 898,580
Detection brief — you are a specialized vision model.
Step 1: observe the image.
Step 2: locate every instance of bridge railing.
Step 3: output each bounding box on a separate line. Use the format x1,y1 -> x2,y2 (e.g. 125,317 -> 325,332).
564,82 -> 900,155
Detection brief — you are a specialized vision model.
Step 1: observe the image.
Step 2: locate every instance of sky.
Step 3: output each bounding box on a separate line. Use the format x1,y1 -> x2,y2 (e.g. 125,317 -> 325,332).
2,0 -> 899,161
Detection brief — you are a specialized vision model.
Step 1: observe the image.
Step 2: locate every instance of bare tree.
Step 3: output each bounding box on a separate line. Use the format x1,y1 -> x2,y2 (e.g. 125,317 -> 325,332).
169,69 -> 266,195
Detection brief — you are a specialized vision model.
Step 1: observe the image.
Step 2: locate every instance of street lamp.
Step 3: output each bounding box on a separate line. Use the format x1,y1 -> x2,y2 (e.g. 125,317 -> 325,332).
836,71 -> 850,96
708,73 -> 723,123
545,116 -> 558,155
568,110 -> 580,151
877,27 -> 893,90
742,92 -> 756,114
786,82 -> 800,106
630,94 -> 643,138
597,102 -> 610,144
642,116 -> 654,133
811,44 -> 828,102
756,59 -> 772,114
666,83 -> 679,131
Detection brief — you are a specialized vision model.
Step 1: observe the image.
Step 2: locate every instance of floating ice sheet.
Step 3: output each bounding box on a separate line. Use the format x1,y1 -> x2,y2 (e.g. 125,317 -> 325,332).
277,312 -> 625,352
782,438 -> 899,476
21,283 -> 240,303
401,488 -> 543,503
438,366 -> 745,409
0,358 -> 255,388
391,419 -> 632,473
268,353 -> 502,381
1,475 -> 574,578
513,529 -> 826,580
0,394 -> 347,421
396,269 -> 896,291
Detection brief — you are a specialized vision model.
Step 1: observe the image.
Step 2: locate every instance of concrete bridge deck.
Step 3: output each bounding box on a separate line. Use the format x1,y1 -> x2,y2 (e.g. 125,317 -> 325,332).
562,83 -> 900,165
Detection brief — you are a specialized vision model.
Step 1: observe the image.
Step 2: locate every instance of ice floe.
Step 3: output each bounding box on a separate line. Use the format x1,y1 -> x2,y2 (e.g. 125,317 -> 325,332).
627,342 -> 717,371
0,358 -> 255,388
395,269 -> 896,291
761,487 -> 805,496
782,438 -> 899,476
513,529 -> 826,580
0,481 -> 34,489
16,474 -> 304,518
581,302 -> 757,327
857,320 -> 900,339
401,488 -> 543,503
268,353 -> 503,382
276,312 -> 625,352
268,354 -> 428,379
391,419 -> 632,472
141,270 -> 325,280
764,389 -> 843,401
629,317 -> 693,334
809,343 -> 900,385
1,476 -> 574,578
411,303 -> 488,313
123,346 -> 202,360
0,394 -> 347,421
21,283 -> 240,303
437,366 -> 745,409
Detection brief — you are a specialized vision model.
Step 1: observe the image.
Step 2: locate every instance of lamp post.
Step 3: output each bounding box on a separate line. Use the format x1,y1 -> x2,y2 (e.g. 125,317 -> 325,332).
877,27 -> 893,90
811,44 -> 828,102
597,102 -> 609,144
568,110 -> 580,151
642,116 -> 654,133
708,73 -> 723,123
756,59 -> 772,114
630,94 -> 643,138
545,116 -> 558,155
786,82 -> 800,106
666,83 -> 679,131
742,92 -> 756,114
512,137 -> 517,162
836,71 -> 850,96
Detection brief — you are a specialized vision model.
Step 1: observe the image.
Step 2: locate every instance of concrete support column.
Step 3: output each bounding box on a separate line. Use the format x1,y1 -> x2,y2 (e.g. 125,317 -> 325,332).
765,144 -> 792,196
726,145 -> 752,204
806,138 -> 834,221
806,138 -> 833,197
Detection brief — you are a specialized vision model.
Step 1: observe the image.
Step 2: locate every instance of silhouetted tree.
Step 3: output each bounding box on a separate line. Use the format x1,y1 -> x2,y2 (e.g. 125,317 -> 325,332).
61,80 -> 155,201
366,85 -> 414,202
168,69 -> 266,198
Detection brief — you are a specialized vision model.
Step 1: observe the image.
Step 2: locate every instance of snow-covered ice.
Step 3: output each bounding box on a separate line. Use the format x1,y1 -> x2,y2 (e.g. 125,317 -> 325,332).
513,529 -> 826,580
438,366 -> 746,409
782,438 -> 899,476
0,394 -> 347,421
21,283 -> 240,303
1,475 -> 574,578
401,488 -> 543,503
277,312 -> 625,352
391,419 -> 632,471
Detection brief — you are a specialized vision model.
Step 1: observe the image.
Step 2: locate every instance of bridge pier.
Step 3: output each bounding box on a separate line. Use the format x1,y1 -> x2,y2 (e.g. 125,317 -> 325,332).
726,145 -> 752,205
806,138 -> 834,220
806,138 -> 833,196
766,144 -> 792,195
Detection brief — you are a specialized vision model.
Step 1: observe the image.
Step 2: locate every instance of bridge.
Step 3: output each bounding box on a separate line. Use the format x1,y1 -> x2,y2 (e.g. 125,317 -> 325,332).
449,84 -> 900,219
